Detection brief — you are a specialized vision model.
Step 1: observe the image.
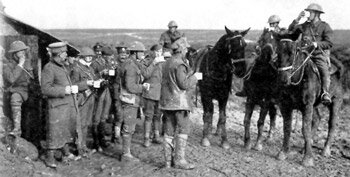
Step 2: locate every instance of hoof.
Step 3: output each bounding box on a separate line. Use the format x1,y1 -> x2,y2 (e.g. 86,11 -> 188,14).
201,138 -> 211,147
244,142 -> 251,150
322,148 -> 331,157
277,151 -> 287,161
302,157 -> 314,167
253,143 -> 263,151
221,141 -> 230,150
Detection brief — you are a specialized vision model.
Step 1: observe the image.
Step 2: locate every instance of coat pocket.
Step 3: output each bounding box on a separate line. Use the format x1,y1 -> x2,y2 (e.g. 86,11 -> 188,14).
119,87 -> 136,104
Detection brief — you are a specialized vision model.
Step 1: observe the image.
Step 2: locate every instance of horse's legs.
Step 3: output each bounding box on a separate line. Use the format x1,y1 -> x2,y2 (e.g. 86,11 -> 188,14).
254,103 -> 269,151
301,104 -> 315,167
322,98 -> 341,157
267,103 -> 277,140
243,99 -> 254,150
218,97 -> 230,149
311,107 -> 321,142
277,106 -> 293,161
201,96 -> 214,147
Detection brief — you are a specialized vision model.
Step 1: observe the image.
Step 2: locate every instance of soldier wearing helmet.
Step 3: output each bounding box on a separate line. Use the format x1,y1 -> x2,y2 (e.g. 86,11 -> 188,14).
3,41 -> 33,136
111,42 -> 129,144
159,20 -> 185,53
287,3 -> 333,105
160,39 -> 200,170
118,41 -> 150,162
71,47 -> 98,156
41,42 -> 79,168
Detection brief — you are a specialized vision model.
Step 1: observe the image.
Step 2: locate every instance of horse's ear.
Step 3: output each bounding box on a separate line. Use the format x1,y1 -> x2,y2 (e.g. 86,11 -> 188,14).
240,27 -> 251,36
225,26 -> 234,36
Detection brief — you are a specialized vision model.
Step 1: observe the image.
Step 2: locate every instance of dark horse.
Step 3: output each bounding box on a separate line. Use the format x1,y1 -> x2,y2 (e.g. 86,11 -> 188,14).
243,29 -> 279,151
273,37 -> 344,166
192,26 -> 250,149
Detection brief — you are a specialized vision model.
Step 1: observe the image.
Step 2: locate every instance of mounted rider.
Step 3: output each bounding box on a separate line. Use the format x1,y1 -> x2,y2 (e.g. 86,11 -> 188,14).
159,20 -> 185,55
287,3 -> 333,105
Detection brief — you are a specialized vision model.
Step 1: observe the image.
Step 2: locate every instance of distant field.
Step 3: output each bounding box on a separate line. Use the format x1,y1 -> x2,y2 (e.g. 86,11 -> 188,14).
47,28 -> 350,50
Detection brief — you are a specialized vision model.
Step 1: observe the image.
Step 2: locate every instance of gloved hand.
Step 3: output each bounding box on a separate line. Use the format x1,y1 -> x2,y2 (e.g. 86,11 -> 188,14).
296,11 -> 305,21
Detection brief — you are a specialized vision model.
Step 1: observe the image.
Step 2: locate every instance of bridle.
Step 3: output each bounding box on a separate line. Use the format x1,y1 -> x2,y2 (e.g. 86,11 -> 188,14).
276,38 -> 316,85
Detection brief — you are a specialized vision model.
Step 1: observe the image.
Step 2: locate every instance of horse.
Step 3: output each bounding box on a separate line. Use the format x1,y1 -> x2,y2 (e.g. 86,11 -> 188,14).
242,29 -> 280,151
273,37 -> 344,166
192,26 -> 250,149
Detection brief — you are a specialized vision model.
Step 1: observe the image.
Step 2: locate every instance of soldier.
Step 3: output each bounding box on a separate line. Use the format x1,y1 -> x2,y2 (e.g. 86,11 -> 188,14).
71,47 -> 97,155
140,44 -> 165,147
3,41 -> 33,136
119,41 -> 149,162
159,20 -> 185,53
160,40 -> 200,169
91,45 -> 113,151
287,3 -> 333,104
112,43 -> 129,144
41,42 -> 79,168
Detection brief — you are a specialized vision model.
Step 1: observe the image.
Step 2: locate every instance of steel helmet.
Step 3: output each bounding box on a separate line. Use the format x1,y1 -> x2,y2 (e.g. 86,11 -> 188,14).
128,41 -> 146,52
305,3 -> 324,13
8,41 -> 29,53
168,20 -> 178,28
79,47 -> 95,56
268,15 -> 281,24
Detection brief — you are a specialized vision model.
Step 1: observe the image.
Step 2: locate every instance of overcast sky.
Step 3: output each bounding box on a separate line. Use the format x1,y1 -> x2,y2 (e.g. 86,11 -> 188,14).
2,0 -> 349,30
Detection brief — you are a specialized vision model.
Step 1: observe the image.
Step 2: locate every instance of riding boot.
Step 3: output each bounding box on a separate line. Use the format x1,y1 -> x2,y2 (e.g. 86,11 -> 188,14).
319,65 -> 332,105
10,105 -> 22,136
44,150 -> 57,168
163,135 -> 174,168
173,134 -> 195,170
121,134 -> 139,162
143,120 -> 152,147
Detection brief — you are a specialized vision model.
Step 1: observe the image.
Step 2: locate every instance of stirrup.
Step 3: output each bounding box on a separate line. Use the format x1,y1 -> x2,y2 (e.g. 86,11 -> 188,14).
321,92 -> 332,105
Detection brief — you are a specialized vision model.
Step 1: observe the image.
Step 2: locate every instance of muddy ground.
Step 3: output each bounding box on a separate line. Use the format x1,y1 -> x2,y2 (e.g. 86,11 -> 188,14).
1,95 -> 350,177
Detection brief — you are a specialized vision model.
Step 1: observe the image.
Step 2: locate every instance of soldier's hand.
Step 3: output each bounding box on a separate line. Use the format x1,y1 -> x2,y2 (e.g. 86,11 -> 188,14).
65,86 -> 72,94
296,11 -> 305,21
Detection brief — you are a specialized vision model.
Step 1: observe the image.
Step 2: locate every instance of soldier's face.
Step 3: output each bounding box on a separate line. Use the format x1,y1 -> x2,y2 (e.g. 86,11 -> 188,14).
308,11 -> 318,21
136,51 -> 144,61
155,49 -> 163,57
169,27 -> 177,33
269,22 -> 278,28
84,56 -> 93,63
14,50 -> 26,60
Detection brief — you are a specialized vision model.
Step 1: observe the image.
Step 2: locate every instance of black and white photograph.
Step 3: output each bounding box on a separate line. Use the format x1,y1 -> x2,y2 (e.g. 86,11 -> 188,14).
0,0 -> 349,176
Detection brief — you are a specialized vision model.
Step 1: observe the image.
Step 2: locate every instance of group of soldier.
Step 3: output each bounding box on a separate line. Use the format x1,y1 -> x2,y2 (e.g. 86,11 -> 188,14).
2,2 -> 334,171
2,19 -> 200,170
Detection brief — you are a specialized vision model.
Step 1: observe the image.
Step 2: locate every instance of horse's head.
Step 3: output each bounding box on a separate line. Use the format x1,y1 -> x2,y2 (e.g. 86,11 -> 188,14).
215,26 -> 250,77
258,29 -> 279,63
275,38 -> 308,86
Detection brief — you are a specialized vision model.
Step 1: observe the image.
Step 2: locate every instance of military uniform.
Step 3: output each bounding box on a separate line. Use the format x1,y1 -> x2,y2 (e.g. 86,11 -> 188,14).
159,30 -> 185,52
71,60 -> 97,151
160,51 -> 197,169
3,41 -> 33,136
288,19 -> 333,103
91,56 -> 112,149
138,55 -> 164,146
